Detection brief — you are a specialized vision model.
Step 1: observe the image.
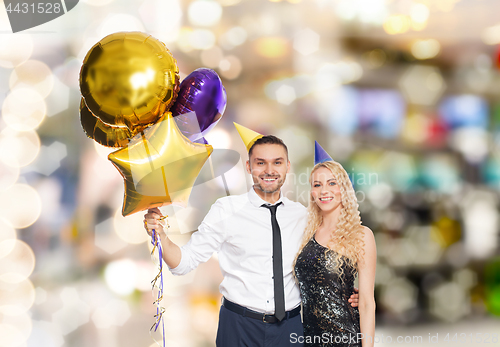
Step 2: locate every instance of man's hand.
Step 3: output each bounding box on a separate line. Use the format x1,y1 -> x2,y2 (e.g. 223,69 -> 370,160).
348,287 -> 359,307
143,207 -> 166,238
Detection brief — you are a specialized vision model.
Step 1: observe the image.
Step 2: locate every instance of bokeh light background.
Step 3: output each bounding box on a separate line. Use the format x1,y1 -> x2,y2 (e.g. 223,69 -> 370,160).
1,0 -> 500,346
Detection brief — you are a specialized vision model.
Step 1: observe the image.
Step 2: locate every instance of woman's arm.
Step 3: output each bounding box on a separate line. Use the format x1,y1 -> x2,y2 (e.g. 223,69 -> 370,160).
357,226 -> 377,347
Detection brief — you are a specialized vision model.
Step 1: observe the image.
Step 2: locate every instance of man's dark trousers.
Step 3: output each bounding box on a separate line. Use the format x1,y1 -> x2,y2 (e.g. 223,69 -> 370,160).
216,305 -> 304,347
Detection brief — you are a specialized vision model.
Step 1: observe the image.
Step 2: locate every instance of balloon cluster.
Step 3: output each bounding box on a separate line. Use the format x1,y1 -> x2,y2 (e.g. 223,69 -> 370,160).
79,31 -> 227,347
79,31 -> 227,217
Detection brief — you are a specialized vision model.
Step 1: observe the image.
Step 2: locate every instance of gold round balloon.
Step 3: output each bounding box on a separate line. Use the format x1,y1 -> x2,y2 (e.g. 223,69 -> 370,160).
80,31 -> 180,130
80,98 -> 146,148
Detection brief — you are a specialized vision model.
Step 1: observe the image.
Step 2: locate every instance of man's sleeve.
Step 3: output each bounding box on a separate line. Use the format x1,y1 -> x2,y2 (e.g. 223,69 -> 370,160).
168,199 -> 227,276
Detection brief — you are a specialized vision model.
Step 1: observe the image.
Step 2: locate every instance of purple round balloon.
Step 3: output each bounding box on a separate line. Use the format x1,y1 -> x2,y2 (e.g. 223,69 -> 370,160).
171,68 -> 227,142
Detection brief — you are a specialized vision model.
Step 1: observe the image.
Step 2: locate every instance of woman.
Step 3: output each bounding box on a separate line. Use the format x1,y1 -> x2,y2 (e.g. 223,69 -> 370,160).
294,158 -> 376,347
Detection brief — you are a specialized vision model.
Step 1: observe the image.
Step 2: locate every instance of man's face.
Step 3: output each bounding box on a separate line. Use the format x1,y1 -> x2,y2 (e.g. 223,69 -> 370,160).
246,144 -> 290,194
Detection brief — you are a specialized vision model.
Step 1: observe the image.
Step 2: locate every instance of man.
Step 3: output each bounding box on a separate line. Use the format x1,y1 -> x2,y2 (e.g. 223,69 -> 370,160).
144,125 -> 358,346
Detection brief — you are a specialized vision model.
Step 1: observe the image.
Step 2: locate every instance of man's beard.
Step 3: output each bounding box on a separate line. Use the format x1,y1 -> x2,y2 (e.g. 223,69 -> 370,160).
254,176 -> 284,194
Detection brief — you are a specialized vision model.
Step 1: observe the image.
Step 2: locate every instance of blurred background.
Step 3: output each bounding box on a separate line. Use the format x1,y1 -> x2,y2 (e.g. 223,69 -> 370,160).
1,0 -> 500,346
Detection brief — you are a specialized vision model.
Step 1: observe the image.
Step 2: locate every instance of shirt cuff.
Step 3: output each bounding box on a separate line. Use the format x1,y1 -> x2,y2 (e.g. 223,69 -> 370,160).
167,247 -> 188,276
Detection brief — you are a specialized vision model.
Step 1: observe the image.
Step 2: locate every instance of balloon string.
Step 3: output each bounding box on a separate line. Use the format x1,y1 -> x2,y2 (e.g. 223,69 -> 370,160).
208,155 -> 215,179
149,216 -> 169,347
150,227 -> 165,347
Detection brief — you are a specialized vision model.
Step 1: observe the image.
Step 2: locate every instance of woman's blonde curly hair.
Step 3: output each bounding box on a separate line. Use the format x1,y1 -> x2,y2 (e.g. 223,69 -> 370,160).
293,160 -> 365,280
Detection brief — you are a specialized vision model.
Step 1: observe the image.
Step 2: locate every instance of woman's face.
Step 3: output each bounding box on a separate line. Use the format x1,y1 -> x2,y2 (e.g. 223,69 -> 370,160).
311,166 -> 342,213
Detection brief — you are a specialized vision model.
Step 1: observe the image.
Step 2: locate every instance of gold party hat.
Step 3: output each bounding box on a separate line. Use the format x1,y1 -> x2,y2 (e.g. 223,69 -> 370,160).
234,122 -> 263,151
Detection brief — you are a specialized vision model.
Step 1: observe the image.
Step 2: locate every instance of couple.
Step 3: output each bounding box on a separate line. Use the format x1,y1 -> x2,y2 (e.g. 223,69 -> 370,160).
144,125 -> 376,347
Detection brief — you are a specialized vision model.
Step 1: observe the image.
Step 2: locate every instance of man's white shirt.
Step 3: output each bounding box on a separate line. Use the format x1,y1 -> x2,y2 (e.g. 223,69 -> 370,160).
169,187 -> 307,314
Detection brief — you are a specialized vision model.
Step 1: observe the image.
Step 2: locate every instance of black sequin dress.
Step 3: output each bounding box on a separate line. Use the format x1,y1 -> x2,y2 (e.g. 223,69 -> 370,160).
295,237 -> 361,347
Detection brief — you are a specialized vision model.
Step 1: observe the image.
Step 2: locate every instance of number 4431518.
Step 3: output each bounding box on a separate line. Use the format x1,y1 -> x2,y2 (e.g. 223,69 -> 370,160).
6,2 -> 62,14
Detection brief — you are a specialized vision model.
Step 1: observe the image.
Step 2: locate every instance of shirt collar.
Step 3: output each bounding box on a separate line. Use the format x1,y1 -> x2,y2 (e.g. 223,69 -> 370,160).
248,186 -> 285,208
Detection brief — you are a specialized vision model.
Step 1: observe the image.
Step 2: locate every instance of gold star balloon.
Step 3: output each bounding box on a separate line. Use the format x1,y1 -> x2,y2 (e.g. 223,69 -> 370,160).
80,31 -> 179,131
108,112 -> 213,216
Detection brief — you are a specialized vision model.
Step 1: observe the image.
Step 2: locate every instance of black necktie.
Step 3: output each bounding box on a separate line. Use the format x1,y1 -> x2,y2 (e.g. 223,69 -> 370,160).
261,202 -> 285,321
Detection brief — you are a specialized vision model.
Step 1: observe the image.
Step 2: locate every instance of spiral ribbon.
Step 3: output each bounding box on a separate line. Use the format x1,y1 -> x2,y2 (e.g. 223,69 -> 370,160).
149,216 -> 169,347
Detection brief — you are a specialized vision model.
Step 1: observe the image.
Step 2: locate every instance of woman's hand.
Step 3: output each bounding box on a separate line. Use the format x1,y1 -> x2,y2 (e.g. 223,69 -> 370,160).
143,207 -> 166,238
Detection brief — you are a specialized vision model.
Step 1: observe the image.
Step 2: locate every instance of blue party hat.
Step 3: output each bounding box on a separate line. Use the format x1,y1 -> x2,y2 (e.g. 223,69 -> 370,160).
314,141 -> 333,165
314,141 -> 355,189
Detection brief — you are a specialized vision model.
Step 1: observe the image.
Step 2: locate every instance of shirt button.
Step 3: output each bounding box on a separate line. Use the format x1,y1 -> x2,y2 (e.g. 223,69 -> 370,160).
267,300 -> 269,303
